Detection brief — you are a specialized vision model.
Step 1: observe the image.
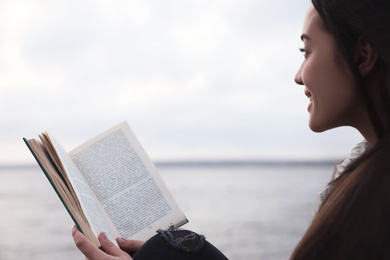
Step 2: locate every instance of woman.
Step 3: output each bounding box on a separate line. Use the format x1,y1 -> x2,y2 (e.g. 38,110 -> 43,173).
291,0 -> 390,259
73,0 -> 390,258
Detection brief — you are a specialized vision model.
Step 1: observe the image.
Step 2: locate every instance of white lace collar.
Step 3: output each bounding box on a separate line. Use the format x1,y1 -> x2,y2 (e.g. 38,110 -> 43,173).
319,140 -> 369,201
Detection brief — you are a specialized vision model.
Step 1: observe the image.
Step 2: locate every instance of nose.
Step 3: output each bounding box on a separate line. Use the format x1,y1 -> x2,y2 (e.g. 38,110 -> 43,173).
295,63 -> 304,85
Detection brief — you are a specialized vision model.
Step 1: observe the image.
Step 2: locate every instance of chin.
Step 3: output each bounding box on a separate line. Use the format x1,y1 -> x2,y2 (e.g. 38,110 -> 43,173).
309,126 -> 327,133
308,120 -> 331,133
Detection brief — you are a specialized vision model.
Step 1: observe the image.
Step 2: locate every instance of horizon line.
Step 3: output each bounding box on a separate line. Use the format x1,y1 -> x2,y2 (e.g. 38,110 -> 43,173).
0,159 -> 341,169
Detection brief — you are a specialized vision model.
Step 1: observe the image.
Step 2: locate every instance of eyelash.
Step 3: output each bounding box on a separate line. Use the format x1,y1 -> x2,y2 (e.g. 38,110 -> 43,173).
299,47 -> 309,58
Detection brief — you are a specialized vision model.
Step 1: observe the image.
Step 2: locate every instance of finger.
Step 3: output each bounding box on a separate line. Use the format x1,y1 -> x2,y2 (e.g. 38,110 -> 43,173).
98,232 -> 132,259
72,225 -> 108,260
116,238 -> 145,252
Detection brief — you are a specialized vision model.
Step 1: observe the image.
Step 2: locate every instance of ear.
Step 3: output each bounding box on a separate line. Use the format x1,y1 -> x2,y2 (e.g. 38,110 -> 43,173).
354,36 -> 379,77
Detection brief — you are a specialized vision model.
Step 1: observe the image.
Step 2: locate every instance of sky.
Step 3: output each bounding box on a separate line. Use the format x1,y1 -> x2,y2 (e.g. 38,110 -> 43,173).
0,0 -> 363,164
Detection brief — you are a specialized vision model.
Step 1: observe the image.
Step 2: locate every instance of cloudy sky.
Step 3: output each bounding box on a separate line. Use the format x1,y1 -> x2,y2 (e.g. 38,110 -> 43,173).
0,0 -> 363,164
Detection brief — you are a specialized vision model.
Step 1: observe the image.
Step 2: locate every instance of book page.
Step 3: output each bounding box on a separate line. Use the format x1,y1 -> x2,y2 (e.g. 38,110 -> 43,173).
24,138 -> 99,247
69,122 -> 187,240
49,136 -> 119,244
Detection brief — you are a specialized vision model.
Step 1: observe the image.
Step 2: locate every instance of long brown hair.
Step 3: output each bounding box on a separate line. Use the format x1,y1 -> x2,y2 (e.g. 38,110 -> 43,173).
291,0 -> 390,259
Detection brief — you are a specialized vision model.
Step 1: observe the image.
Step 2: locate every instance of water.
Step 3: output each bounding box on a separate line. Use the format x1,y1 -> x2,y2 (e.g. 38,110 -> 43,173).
0,164 -> 334,260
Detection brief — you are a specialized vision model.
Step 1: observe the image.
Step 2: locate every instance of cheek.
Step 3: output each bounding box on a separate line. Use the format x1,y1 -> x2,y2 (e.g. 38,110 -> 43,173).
302,54 -> 355,97
301,54 -> 331,87
311,64 -> 359,121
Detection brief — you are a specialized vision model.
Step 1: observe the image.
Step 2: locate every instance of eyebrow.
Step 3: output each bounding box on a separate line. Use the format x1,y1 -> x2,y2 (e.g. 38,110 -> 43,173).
300,34 -> 310,41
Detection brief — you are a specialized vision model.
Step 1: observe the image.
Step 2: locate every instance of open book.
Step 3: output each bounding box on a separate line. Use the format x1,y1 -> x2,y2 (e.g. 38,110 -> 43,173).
23,121 -> 187,247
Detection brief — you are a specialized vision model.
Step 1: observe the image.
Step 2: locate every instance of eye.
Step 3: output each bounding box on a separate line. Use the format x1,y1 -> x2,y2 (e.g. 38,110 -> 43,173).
299,47 -> 309,58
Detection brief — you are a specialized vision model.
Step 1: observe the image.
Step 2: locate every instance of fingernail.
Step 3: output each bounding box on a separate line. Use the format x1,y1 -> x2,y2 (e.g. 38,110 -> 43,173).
117,237 -> 126,245
102,232 -> 108,240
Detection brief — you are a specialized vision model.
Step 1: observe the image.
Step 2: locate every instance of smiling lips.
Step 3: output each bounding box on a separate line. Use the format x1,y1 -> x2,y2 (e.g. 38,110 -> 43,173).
305,89 -> 313,112
305,89 -> 313,102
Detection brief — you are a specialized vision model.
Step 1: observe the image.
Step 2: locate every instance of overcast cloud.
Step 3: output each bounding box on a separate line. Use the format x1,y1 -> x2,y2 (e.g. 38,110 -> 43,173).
0,0 -> 363,164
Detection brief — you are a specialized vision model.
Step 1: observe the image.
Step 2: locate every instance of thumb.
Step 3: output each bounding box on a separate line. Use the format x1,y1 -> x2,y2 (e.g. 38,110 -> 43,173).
98,232 -> 131,259
116,238 -> 145,253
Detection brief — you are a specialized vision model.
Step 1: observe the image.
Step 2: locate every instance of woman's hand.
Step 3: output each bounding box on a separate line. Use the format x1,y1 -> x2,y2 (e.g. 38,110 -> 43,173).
72,225 -> 145,260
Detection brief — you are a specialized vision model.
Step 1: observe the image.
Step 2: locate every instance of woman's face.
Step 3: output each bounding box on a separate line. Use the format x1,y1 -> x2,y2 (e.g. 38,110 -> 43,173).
295,6 -> 367,133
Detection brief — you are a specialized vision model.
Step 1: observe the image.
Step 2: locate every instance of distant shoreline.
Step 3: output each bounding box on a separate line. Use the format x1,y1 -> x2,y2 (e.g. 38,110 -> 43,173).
154,160 -> 339,167
0,159 -> 340,170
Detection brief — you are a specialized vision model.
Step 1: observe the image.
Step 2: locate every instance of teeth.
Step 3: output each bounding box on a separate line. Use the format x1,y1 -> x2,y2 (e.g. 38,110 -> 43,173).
309,96 -> 313,102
